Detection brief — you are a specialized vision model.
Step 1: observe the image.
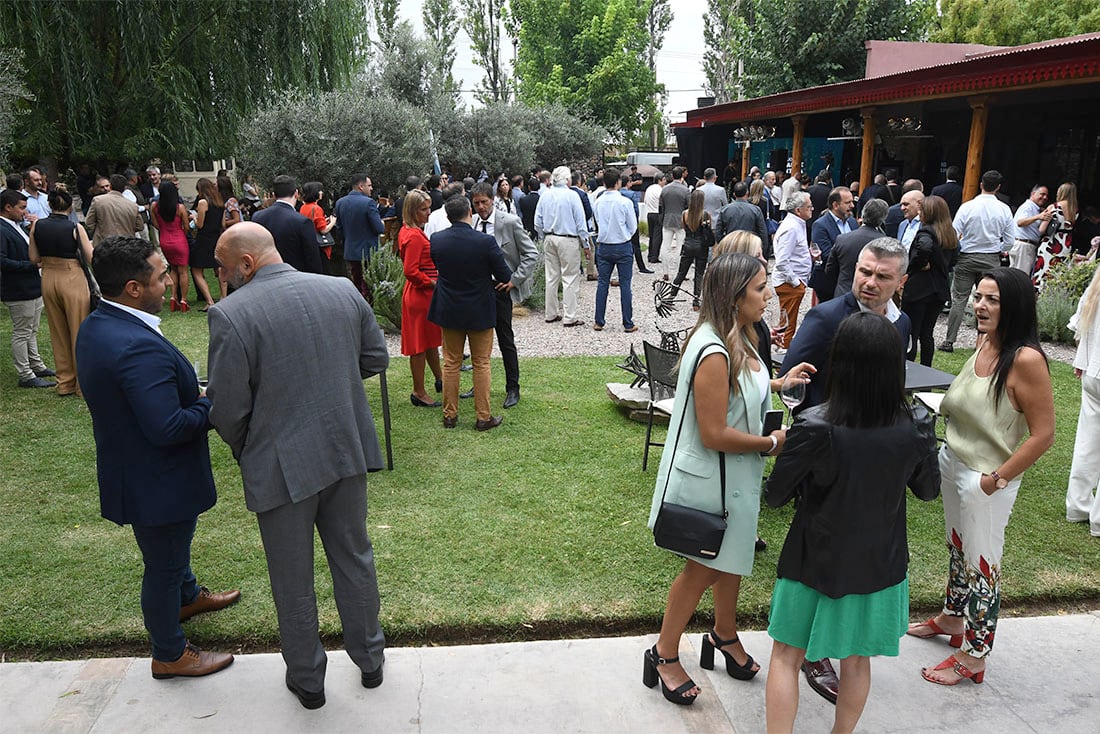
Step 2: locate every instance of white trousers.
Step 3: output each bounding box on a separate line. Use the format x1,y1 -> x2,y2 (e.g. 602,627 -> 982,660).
661,227 -> 685,280
938,444 -> 1021,658
543,234 -> 582,322
1067,374 -> 1100,535
1008,240 -> 1037,275
6,297 -> 47,380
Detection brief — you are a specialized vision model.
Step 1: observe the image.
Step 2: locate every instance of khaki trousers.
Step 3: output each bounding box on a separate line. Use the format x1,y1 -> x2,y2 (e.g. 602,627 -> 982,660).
5,296 -> 46,380
441,327 -> 494,422
41,258 -> 91,395
543,234 -> 583,321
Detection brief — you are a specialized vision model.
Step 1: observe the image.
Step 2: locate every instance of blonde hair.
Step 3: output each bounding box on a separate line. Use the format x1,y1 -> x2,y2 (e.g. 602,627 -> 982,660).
1076,264 -> 1100,340
402,189 -> 431,228
1057,182 -> 1078,224
747,179 -> 765,205
680,253 -> 762,394
713,231 -> 762,258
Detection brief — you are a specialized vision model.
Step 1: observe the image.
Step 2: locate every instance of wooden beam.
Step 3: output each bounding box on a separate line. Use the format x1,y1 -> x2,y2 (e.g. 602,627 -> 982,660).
791,115 -> 807,178
741,141 -> 750,181
859,108 -> 876,193
963,96 -> 992,202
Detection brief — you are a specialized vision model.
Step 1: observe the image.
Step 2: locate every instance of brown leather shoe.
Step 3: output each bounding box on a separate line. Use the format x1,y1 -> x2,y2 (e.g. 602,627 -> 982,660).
475,416 -> 503,431
151,643 -> 234,679
443,415 -> 458,428
179,586 -> 241,622
802,658 -> 839,704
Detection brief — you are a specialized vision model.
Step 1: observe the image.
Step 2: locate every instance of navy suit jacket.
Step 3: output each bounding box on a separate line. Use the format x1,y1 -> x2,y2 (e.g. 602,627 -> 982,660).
779,291 -> 911,413
428,222 -> 512,331
251,201 -> 324,274
930,181 -> 963,217
333,190 -> 385,261
76,302 -> 216,527
810,213 -> 858,260
884,203 -> 905,238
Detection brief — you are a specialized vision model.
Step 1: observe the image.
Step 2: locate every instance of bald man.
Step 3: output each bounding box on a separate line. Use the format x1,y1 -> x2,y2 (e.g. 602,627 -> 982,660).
206,223 -> 389,709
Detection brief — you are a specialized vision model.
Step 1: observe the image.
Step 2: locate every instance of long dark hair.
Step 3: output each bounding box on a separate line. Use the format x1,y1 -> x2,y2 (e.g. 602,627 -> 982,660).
156,181 -> 179,222
825,312 -> 909,427
981,267 -> 1047,404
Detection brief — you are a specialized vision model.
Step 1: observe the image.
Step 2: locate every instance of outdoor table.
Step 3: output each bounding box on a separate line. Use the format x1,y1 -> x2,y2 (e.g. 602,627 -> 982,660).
904,361 -> 955,392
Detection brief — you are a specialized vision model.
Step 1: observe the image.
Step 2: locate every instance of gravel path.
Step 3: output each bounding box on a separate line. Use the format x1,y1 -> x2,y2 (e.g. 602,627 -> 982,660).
384,259 -> 1077,366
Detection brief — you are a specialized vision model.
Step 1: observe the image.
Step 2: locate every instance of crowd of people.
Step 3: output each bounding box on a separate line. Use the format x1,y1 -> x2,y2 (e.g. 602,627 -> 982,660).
0,156 -> 1092,727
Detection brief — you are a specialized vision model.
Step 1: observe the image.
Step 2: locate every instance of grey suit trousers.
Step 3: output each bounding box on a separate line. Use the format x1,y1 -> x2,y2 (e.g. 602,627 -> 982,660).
256,473 -> 385,691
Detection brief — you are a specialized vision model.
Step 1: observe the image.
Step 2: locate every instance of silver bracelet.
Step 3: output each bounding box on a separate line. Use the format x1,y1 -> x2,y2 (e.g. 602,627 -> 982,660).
766,434 -> 778,455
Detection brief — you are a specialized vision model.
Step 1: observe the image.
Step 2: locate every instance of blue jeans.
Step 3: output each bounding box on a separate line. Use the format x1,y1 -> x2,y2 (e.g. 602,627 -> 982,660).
132,518 -> 200,662
595,243 -> 634,328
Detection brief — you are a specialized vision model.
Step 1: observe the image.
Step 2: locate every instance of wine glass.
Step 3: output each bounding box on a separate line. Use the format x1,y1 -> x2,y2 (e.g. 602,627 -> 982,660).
808,241 -> 822,264
771,309 -> 789,350
780,374 -> 805,423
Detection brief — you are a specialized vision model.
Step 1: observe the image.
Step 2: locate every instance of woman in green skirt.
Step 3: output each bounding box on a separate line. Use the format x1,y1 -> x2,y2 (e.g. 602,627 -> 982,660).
763,312 -> 940,733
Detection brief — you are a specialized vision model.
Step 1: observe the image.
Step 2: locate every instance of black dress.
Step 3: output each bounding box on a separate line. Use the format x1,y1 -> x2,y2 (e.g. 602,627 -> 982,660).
189,201 -> 224,269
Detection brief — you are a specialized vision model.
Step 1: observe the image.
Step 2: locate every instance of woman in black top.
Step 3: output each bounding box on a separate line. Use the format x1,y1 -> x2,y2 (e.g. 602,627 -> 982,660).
764,312 -> 939,734
901,195 -> 954,366
672,189 -> 713,310
28,188 -> 94,396
189,177 -> 223,309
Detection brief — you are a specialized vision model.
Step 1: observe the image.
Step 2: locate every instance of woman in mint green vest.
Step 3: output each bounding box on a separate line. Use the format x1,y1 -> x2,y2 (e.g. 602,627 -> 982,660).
643,253 -> 814,706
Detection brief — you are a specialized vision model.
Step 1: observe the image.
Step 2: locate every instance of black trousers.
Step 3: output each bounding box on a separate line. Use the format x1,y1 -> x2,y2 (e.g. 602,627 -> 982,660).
903,294 -> 943,366
647,213 -> 663,262
495,288 -> 519,392
673,243 -> 708,306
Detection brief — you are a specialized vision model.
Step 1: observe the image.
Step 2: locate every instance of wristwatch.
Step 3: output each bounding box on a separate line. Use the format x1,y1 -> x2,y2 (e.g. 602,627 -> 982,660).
989,470 -> 1008,490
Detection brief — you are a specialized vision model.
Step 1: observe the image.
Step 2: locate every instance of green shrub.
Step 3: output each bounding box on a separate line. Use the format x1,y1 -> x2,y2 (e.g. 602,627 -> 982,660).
524,252 -> 546,311
1045,259 -> 1099,299
1037,285 -> 1077,344
363,246 -> 405,332
638,217 -> 649,238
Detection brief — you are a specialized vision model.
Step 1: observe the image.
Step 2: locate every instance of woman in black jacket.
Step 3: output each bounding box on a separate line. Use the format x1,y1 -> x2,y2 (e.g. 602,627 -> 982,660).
763,312 -> 940,734
901,195 -> 954,366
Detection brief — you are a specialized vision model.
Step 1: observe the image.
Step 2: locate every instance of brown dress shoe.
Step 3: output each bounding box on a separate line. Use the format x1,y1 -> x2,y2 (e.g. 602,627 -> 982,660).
802,658 -> 839,704
475,416 -> 503,431
180,586 -> 241,622
443,415 -> 458,428
151,643 -> 234,679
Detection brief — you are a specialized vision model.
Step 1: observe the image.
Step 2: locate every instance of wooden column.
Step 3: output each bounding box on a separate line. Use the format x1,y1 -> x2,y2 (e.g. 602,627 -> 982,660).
741,141 -> 750,180
962,96 -> 992,203
790,115 -> 807,178
859,108 -> 876,193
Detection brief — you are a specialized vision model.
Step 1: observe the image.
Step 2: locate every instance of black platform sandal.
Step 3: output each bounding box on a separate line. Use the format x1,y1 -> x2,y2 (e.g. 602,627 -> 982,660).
642,645 -> 699,705
700,629 -> 759,680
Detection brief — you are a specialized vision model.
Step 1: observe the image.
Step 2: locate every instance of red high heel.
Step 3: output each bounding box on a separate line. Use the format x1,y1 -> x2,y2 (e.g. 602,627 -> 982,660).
179,300 -> 190,312
906,616 -> 964,647
922,655 -> 984,685
169,297 -> 179,312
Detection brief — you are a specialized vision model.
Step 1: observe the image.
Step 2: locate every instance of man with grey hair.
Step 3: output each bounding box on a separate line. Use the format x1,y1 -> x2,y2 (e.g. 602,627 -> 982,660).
771,190 -> 815,349
779,235 -> 912,706
699,167 -> 728,222
535,165 -> 588,326
825,198 -> 889,299
658,166 -> 691,280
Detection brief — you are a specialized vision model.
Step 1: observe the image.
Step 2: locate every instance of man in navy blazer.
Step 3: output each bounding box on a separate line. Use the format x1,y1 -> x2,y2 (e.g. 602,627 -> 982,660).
428,196 -> 512,431
778,235 -> 910,704
807,186 -> 857,300
250,175 -> 324,275
76,236 -> 238,680
333,174 -> 386,299
930,166 -> 964,216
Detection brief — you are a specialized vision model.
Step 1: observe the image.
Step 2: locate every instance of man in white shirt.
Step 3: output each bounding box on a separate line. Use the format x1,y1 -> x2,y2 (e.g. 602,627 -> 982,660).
20,166 -> 50,224
771,191 -> 815,350
424,182 -> 465,238
896,190 -> 924,254
1008,184 -> 1052,274
643,172 -> 666,265
940,170 -> 1015,352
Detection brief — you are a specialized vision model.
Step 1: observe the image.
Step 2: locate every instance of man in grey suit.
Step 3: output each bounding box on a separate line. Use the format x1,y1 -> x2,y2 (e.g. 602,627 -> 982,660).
698,167 -> 729,222
658,166 -> 691,280
471,183 -> 538,409
207,222 -> 389,710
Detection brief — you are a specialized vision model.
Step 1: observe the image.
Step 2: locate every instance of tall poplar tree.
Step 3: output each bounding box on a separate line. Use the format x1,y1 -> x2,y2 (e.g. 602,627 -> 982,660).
463,0 -> 512,104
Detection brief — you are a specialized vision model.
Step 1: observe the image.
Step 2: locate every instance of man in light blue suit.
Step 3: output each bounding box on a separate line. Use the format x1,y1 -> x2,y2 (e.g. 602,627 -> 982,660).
77,236 -> 238,681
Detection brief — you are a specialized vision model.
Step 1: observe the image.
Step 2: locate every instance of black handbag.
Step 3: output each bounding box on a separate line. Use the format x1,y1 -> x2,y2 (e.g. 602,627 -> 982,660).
72,224 -> 102,310
652,346 -> 727,559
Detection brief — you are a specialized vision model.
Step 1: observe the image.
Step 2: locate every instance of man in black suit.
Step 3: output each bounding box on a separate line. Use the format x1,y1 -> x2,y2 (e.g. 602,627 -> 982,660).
780,235 -> 910,705
857,173 -> 891,216
518,172 -> 545,239
824,198 -> 889,299
250,175 -> 324,274
884,179 -> 924,238
428,196 -> 513,431
806,172 -> 833,221
930,165 -> 964,217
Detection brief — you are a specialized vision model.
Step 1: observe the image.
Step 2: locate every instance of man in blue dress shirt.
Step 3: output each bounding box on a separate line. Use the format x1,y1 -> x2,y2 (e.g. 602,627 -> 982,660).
535,166 -> 588,327
592,168 -> 639,332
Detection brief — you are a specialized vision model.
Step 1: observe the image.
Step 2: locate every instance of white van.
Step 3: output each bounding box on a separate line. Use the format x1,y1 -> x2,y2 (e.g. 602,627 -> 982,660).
170,158 -> 235,201
626,151 -> 677,167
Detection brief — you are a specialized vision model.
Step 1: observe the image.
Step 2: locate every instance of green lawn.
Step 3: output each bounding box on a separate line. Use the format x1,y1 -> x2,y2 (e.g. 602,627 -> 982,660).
1,297 -> 1098,660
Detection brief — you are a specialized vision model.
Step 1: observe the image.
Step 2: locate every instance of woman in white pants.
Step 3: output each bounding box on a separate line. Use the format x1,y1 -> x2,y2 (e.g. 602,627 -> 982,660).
907,268 -> 1055,685
1067,264 -> 1100,535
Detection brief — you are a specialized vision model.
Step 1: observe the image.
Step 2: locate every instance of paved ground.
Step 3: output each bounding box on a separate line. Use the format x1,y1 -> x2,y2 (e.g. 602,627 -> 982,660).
3,611 -> 1098,733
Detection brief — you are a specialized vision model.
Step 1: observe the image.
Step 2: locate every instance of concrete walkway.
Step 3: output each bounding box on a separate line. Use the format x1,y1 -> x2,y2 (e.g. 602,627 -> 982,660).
3,612 -> 1098,733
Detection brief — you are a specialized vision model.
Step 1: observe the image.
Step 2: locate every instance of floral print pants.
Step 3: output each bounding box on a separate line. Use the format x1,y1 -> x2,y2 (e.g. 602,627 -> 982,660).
938,445 -> 1021,659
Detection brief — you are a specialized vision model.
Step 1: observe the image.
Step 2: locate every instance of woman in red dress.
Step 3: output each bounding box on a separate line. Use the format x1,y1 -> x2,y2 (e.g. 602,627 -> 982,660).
148,181 -> 191,311
399,189 -> 443,407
